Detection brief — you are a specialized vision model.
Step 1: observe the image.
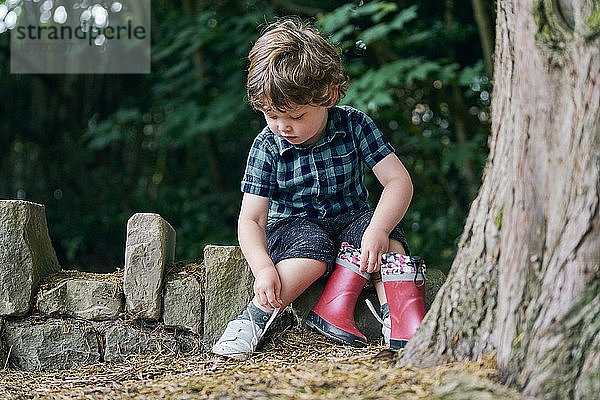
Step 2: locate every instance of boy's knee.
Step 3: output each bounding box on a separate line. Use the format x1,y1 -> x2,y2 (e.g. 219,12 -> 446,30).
290,258 -> 328,277
308,259 -> 329,281
315,259 -> 328,274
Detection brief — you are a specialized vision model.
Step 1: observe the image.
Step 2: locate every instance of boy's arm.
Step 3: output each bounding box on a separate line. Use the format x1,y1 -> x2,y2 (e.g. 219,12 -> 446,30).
238,192 -> 283,310
360,153 -> 414,273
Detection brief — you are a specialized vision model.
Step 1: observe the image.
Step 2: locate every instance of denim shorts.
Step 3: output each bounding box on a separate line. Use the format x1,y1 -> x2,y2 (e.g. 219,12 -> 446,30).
265,208 -> 410,276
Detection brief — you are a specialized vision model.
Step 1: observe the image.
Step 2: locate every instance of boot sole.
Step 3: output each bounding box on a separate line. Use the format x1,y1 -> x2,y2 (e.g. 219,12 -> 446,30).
305,311 -> 368,347
390,339 -> 408,350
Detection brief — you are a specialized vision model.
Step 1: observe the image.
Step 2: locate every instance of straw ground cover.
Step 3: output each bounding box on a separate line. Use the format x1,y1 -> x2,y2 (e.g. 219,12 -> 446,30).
37,269 -> 124,293
0,325 -> 526,399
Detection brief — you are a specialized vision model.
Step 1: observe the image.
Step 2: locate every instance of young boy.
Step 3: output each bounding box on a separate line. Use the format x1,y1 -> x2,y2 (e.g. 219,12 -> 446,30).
212,19 -> 420,359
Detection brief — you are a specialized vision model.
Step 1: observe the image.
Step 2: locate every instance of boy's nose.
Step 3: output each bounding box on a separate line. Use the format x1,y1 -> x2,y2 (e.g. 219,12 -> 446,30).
278,122 -> 292,133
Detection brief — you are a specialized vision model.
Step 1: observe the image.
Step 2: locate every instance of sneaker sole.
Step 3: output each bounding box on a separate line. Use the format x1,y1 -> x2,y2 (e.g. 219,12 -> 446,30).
211,343 -> 252,360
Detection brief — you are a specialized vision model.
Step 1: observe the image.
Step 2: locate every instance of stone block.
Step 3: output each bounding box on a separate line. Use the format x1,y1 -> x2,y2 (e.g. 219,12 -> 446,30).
123,213 -> 175,320
163,271 -> 203,335
0,200 -> 60,316
203,245 -> 254,344
37,273 -> 123,320
2,319 -> 100,370
103,323 -> 180,362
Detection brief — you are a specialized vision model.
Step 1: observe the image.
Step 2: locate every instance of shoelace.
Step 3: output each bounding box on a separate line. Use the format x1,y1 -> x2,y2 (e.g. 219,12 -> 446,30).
247,305 -> 280,344
367,256 -> 426,325
365,299 -> 390,328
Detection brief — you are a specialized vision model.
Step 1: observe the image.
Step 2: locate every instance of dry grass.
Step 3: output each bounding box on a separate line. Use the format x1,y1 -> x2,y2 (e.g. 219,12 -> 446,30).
37,262 -> 204,293
0,325 -> 525,400
165,262 -> 204,282
37,269 -> 124,293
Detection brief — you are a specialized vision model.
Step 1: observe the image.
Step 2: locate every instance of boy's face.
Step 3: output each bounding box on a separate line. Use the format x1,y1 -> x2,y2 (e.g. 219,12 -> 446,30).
262,104 -> 329,146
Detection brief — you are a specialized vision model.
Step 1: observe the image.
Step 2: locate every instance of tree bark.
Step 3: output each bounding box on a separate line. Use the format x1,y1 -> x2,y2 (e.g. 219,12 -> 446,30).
398,1 -> 600,399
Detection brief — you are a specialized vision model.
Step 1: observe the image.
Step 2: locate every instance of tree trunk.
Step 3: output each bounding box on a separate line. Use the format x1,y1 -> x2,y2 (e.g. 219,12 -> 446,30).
398,1 -> 600,399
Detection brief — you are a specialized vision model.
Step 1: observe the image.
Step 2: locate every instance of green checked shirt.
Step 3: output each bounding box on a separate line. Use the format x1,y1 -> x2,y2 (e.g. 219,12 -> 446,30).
241,105 -> 395,226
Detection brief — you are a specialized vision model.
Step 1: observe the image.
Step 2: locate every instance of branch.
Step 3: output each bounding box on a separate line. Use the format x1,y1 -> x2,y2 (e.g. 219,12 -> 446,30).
470,0 -> 494,76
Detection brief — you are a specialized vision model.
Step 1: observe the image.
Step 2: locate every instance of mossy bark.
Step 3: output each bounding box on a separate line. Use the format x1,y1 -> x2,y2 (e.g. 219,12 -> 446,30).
398,1 -> 600,399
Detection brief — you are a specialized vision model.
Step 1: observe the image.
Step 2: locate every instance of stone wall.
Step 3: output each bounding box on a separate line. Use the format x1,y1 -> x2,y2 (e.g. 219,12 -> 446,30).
0,200 -> 60,316
0,200 -> 446,371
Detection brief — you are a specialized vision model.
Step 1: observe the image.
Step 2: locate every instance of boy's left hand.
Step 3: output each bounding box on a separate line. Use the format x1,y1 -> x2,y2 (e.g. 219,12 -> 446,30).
360,226 -> 389,273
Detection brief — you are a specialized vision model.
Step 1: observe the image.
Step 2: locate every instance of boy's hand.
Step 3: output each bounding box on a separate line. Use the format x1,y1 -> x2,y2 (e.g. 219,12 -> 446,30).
254,267 -> 283,310
360,226 -> 390,273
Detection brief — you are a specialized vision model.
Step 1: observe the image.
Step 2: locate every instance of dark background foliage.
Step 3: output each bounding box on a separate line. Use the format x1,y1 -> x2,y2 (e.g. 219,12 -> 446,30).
0,0 -> 494,273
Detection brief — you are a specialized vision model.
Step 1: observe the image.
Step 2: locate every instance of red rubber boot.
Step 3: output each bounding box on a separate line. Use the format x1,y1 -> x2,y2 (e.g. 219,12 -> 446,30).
381,254 -> 426,350
305,243 -> 369,347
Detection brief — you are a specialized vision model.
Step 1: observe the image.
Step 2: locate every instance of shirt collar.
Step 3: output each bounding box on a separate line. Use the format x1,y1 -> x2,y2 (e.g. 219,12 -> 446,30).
275,107 -> 347,155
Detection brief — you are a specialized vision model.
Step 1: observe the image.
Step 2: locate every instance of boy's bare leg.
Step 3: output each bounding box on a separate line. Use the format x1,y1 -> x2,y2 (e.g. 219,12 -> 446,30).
373,239 -> 406,305
253,258 -> 327,313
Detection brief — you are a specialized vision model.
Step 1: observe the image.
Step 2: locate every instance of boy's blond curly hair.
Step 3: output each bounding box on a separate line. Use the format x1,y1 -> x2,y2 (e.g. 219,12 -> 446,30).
247,18 -> 348,112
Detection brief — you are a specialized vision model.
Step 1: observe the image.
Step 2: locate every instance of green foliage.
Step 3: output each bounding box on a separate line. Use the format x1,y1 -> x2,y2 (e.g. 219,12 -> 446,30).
84,108 -> 143,149
343,58 -> 460,111
74,5 -> 272,267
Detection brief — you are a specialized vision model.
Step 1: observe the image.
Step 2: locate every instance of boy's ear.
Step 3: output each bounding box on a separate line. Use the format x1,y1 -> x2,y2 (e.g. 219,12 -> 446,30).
327,86 -> 339,108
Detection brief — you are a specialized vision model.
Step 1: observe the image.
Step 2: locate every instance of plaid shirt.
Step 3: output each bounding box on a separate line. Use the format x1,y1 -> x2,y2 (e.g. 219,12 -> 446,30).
241,105 -> 394,225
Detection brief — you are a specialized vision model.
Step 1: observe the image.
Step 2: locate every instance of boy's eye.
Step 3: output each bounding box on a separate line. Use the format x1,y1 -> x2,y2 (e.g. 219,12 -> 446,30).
292,114 -> 305,120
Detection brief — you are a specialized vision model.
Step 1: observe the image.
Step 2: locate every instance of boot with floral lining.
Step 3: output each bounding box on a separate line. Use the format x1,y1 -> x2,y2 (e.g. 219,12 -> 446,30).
367,253 -> 426,350
306,242 -> 369,347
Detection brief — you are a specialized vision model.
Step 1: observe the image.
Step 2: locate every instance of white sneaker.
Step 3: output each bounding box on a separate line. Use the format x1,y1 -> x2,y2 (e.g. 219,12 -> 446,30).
211,307 -> 279,360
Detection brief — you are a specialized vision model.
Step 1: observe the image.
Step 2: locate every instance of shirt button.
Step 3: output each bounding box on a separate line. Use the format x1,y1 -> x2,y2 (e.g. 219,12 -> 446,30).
319,174 -> 327,182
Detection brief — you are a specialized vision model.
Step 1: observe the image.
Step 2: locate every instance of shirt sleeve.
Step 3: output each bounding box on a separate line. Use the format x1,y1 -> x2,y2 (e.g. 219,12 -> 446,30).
352,109 -> 395,168
241,134 -> 277,198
